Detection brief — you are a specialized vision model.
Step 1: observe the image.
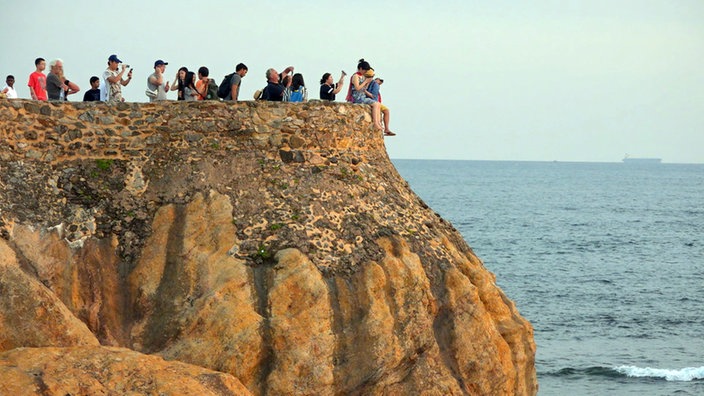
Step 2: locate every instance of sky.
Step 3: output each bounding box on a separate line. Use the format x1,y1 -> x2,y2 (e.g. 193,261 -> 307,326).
1,0 -> 703,163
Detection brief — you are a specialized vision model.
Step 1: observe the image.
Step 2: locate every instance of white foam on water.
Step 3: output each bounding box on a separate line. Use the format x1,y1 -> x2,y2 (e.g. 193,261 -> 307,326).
614,365 -> 704,382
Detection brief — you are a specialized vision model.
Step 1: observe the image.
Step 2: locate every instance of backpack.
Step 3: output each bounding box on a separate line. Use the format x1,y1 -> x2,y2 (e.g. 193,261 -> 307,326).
205,79 -> 219,100
288,86 -> 305,102
217,73 -> 234,99
258,85 -> 269,101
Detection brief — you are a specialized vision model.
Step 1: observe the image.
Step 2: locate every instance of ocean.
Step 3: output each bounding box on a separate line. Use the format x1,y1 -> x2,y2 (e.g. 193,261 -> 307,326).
392,159 -> 704,396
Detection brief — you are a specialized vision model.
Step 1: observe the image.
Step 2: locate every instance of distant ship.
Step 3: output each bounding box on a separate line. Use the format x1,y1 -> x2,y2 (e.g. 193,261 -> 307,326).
622,155 -> 662,164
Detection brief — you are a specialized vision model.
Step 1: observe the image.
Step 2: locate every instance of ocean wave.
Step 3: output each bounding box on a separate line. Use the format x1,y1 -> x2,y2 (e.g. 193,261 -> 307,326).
545,366 -> 622,379
614,365 -> 704,382
546,365 -> 704,382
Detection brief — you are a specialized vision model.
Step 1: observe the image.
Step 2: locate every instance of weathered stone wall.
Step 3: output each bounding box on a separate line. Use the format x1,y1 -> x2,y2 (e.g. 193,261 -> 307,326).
0,99 -> 380,163
0,99 -> 537,395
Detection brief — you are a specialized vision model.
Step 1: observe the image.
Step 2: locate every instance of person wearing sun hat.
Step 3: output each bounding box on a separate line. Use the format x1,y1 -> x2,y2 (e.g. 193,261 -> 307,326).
365,74 -> 394,136
101,54 -> 132,102
147,59 -> 170,101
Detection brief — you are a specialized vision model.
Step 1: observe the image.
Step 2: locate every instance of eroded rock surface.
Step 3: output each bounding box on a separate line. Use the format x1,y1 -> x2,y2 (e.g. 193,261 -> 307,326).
0,100 -> 537,395
0,346 -> 251,395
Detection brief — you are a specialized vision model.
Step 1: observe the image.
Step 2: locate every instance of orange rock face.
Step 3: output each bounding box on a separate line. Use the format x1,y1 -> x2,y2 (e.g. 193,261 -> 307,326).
0,100 -> 537,395
0,346 -> 251,395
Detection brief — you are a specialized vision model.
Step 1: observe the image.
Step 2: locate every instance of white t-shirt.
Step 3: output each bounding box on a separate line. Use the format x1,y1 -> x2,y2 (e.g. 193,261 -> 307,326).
102,68 -> 123,102
2,85 -> 17,99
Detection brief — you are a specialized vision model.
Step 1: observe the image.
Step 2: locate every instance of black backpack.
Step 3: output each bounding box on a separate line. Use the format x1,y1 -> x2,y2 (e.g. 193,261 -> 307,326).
217,73 -> 234,99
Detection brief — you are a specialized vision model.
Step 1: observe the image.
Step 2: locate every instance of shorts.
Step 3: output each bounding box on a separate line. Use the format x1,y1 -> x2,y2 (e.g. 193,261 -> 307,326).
354,97 -> 376,105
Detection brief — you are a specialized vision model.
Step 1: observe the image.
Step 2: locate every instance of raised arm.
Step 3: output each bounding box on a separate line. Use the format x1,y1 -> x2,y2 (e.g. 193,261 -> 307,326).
121,69 -> 133,86
170,72 -> 180,91
332,74 -> 345,94
149,72 -> 163,87
107,65 -> 126,84
351,74 -> 371,91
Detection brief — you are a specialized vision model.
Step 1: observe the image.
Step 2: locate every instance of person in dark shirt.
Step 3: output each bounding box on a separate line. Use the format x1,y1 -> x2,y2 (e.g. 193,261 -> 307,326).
262,66 -> 294,101
83,76 -> 101,101
319,71 -> 346,101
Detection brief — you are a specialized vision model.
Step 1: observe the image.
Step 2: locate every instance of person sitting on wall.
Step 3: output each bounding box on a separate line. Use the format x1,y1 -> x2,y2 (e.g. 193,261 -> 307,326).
365,73 -> 394,136
347,59 -> 383,132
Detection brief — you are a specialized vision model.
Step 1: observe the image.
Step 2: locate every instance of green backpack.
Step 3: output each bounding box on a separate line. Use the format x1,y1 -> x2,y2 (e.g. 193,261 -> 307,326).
205,79 -> 219,100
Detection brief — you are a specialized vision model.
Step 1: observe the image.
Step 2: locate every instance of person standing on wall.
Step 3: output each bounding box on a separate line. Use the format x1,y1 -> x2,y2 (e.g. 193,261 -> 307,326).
194,66 -> 210,100
83,76 -> 101,101
147,59 -> 170,101
102,54 -> 132,103
283,73 -> 308,102
46,59 -> 80,101
226,63 -> 248,101
28,57 -> 47,100
319,71 -> 346,101
262,66 -> 294,101
2,75 -> 18,99
170,67 -> 188,100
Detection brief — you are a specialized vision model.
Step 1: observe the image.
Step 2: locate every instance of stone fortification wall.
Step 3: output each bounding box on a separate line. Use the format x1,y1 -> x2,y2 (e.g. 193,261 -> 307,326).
0,99 -> 380,163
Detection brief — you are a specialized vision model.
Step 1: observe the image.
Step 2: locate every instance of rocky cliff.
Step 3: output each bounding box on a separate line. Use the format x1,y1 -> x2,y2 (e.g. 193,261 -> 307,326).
0,99 -> 537,395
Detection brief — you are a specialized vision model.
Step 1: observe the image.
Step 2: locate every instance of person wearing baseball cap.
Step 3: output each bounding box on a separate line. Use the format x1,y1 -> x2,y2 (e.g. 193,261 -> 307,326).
147,60 -> 170,101
102,54 -> 132,102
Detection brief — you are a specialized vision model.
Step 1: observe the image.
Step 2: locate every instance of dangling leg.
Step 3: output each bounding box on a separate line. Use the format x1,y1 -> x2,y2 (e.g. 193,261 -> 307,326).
371,102 -> 383,130
381,105 -> 395,136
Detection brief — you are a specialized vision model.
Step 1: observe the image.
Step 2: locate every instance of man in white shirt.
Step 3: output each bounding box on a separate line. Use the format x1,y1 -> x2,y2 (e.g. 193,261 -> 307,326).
101,54 -> 132,103
2,75 -> 18,99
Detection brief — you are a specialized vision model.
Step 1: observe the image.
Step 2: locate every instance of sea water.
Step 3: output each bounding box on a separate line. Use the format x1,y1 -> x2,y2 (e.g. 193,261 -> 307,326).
392,160 -> 704,396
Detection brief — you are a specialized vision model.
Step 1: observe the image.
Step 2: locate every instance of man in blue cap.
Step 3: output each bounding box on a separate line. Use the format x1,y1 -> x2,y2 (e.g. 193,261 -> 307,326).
101,54 -> 132,102
147,59 -> 170,101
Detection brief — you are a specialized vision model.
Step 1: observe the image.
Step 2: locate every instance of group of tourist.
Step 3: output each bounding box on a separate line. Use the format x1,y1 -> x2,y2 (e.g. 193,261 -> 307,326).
2,56 -> 394,135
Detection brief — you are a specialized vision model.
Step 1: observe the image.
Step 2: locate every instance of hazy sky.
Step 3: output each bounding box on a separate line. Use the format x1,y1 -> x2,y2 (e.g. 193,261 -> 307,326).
2,0 -> 703,163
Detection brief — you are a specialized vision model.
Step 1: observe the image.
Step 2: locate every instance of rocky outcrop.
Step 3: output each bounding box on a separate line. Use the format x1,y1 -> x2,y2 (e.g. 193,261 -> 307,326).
0,346 -> 251,395
0,239 -> 99,351
0,99 -> 537,395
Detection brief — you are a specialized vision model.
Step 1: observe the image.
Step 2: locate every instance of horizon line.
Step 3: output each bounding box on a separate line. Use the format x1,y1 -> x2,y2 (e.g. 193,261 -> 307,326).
389,158 -> 703,165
